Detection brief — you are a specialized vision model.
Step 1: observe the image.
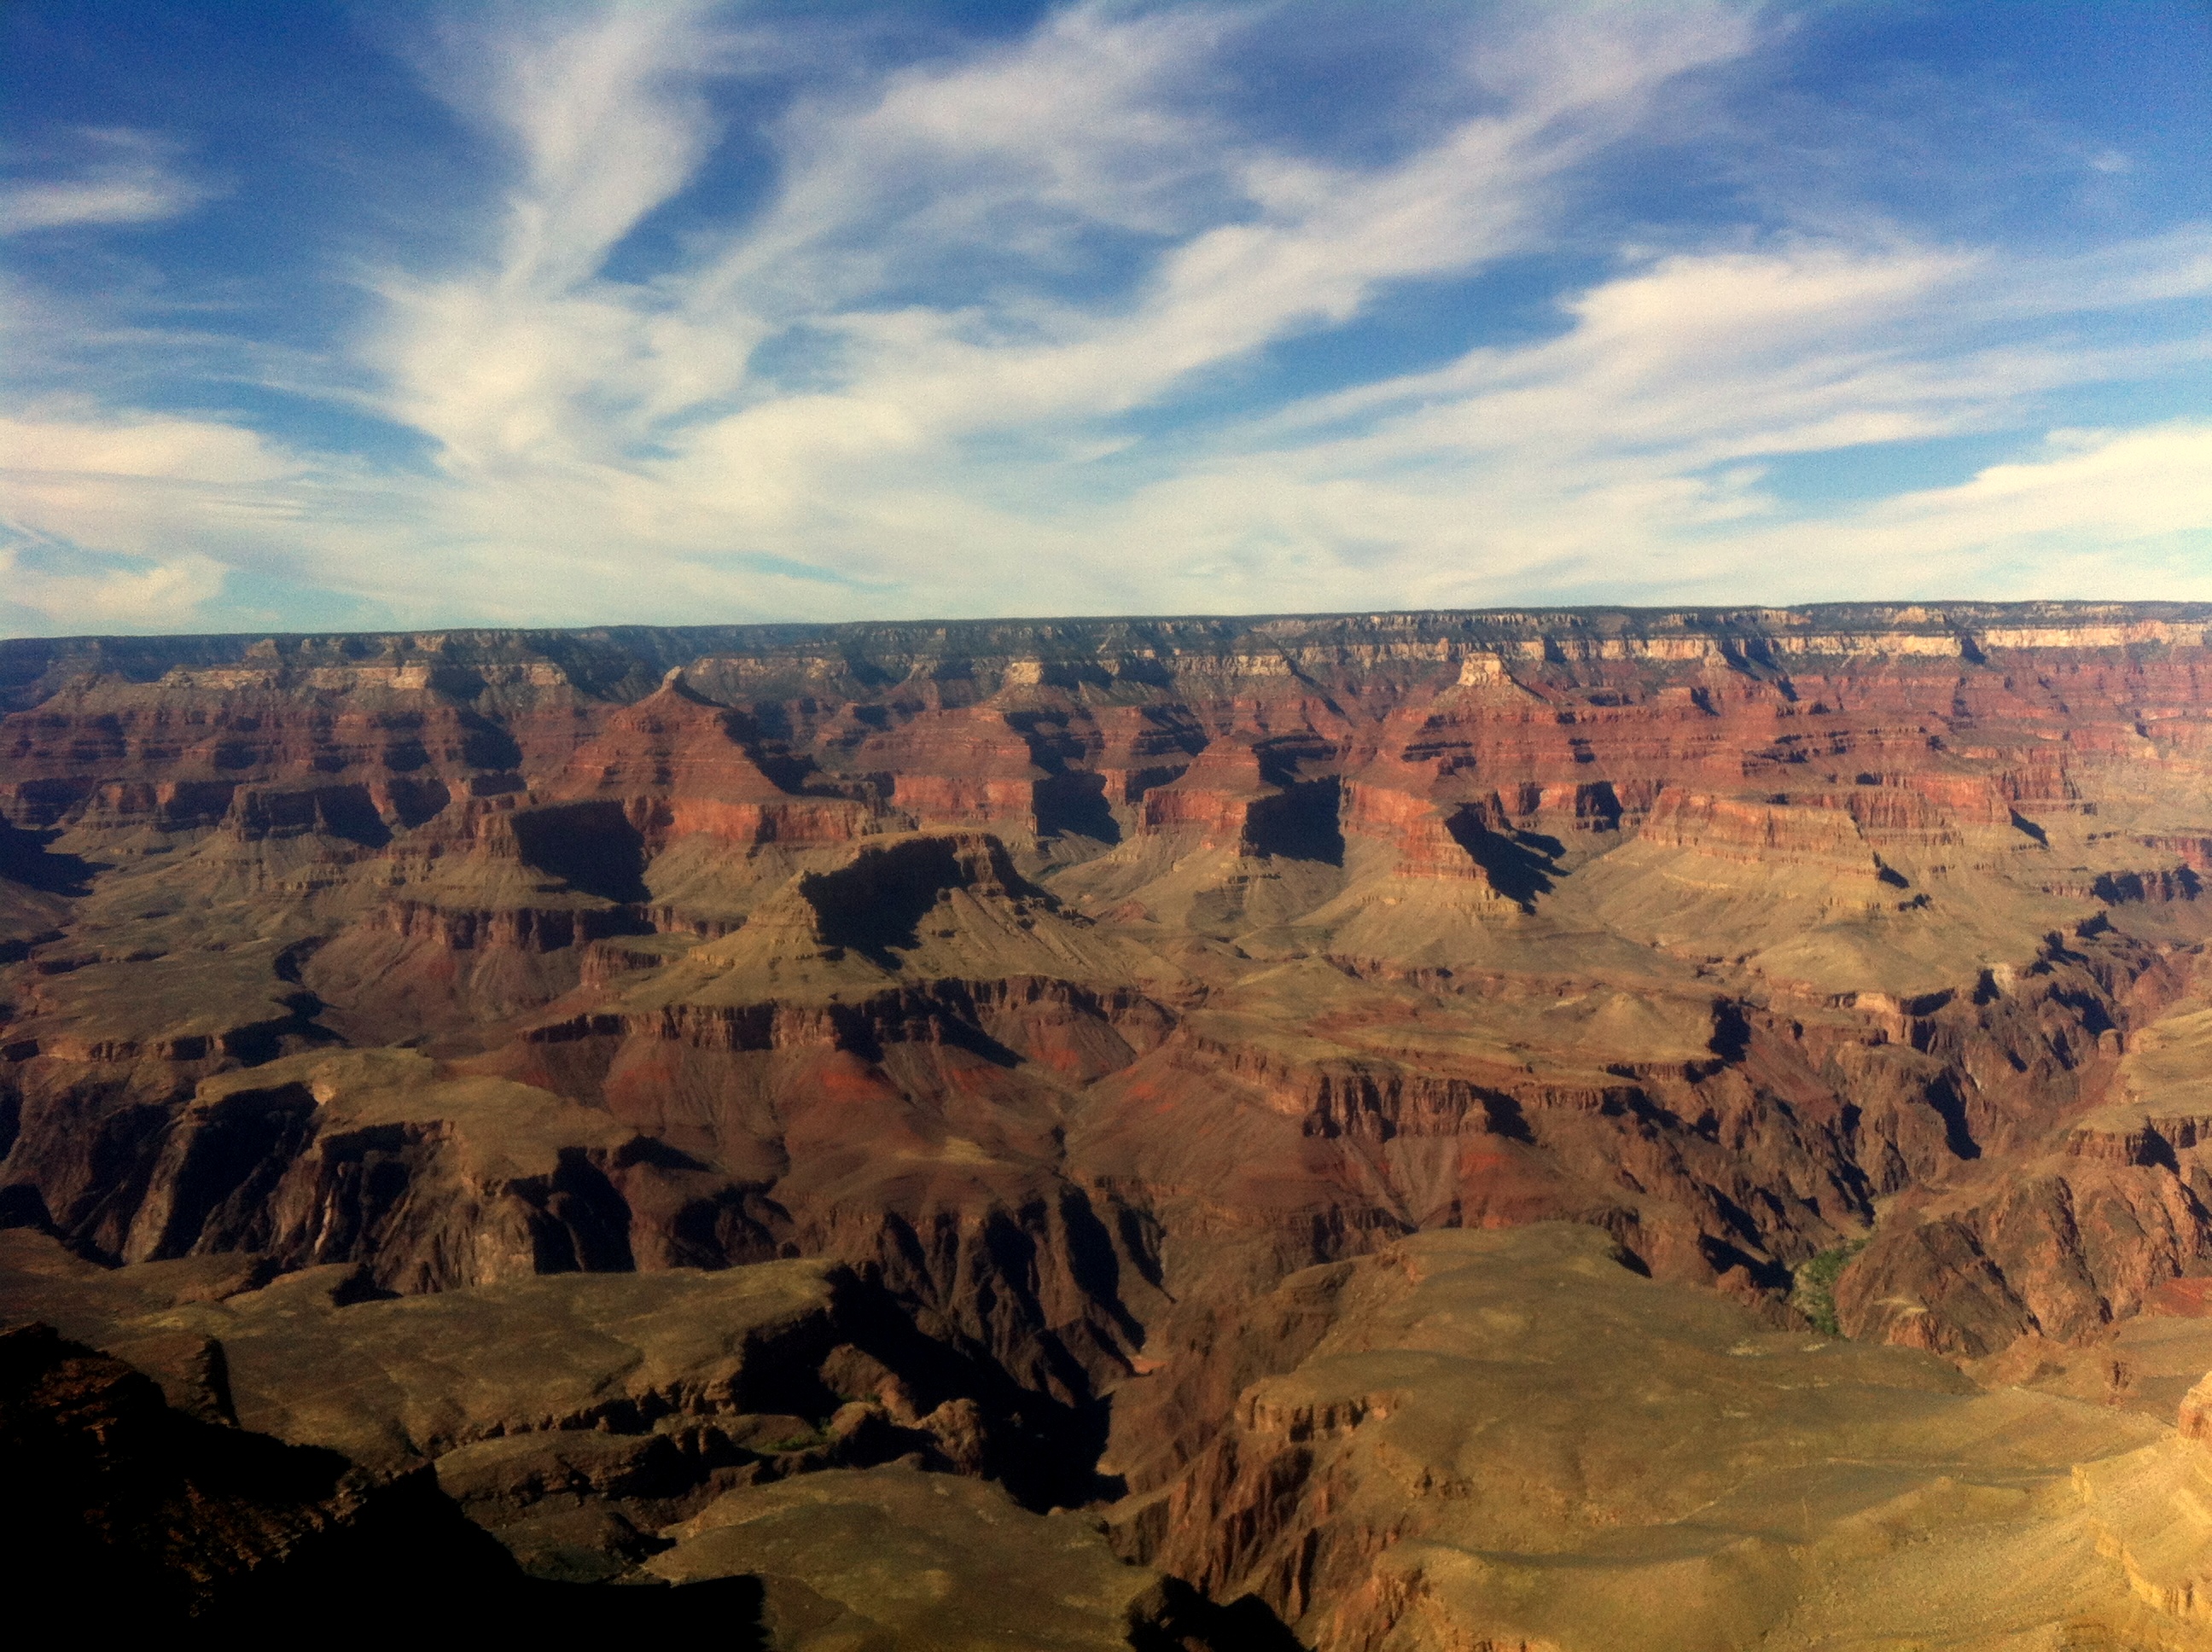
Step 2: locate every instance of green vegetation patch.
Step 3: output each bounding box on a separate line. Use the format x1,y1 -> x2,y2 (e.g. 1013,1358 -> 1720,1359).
762,1424 -> 832,1454
1791,1240 -> 1870,1337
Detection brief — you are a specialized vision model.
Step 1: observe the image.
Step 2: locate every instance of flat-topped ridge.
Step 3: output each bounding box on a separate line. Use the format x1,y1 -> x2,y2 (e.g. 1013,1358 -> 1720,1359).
6,600 -> 2209,708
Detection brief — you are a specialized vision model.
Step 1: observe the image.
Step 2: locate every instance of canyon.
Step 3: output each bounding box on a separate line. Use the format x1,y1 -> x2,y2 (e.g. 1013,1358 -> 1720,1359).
3,601 -> 2211,1648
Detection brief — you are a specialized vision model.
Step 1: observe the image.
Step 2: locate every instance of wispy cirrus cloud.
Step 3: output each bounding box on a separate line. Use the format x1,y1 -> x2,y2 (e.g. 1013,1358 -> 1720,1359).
355,0 -> 1773,581
1085,231 -> 2212,610
1,128 -> 216,234
1,0 -> 2206,635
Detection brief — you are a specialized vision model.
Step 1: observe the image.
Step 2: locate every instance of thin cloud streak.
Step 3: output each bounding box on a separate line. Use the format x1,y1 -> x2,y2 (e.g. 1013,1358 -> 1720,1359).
1,129 -> 217,234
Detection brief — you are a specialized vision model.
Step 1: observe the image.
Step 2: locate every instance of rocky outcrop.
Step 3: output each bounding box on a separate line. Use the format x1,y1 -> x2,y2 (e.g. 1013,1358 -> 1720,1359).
1,1318 -> 362,1617
2072,1369 -> 2212,1631
0,1221 -> 1121,1579
113,1055 -> 657,1292
645,1464 -> 1260,1649
0,1239 -> 1190,1636
0,1316 -> 581,1629
1113,1224 -> 2189,1649
1835,980 -> 2212,1355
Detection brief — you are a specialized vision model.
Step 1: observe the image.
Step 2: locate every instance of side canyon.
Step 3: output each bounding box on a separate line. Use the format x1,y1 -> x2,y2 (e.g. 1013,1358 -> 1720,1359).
4,602 -> 2212,1648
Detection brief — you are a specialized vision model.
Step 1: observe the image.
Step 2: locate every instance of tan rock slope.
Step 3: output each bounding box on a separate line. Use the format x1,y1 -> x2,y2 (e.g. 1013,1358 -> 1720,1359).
3,602 -> 2211,1642
1120,1223 -> 2194,1649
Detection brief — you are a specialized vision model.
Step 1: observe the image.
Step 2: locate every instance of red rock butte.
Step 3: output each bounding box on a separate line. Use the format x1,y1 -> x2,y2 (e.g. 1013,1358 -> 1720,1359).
5,602 -> 2212,1646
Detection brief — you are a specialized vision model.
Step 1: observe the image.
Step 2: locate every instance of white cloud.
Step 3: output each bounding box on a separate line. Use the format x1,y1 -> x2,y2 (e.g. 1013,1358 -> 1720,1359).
1840,422 -> 2212,558
0,414 -> 300,485
0,414 -> 256,629
492,1 -> 725,293
1057,237 -> 2212,610
0,544 -> 230,634
1,129 -> 215,233
0,415 -> 320,620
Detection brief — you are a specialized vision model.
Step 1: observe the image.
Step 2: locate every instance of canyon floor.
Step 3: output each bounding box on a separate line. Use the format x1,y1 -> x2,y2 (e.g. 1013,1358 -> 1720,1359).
4,603 -> 2212,1648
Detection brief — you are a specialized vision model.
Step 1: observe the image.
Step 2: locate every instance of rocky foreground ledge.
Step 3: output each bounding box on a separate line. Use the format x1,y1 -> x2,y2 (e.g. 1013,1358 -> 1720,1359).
4,602 -> 2212,1646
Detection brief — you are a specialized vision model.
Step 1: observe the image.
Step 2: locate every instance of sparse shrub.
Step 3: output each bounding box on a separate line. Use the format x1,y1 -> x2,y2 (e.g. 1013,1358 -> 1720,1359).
762,1424 -> 830,1454
1791,1240 -> 1869,1336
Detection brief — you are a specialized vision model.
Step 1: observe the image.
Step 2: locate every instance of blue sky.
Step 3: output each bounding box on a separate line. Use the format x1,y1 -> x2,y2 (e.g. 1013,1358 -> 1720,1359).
2,0 -> 2207,635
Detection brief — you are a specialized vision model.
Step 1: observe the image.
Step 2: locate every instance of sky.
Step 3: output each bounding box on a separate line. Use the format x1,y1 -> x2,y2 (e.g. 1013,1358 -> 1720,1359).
2,0 -> 2208,637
